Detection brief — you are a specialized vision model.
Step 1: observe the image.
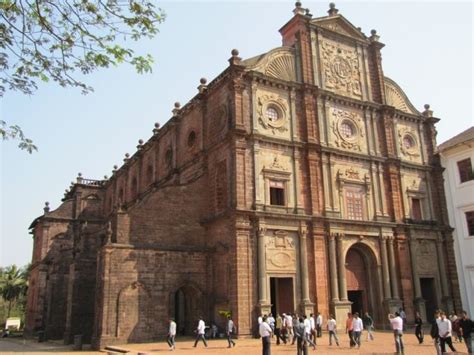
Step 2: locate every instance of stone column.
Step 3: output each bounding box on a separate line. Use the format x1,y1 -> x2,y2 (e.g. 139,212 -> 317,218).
336,234 -> 348,301
436,238 -> 450,299
328,233 -> 339,301
409,234 -> 426,321
257,226 -> 267,304
299,226 -> 310,302
387,236 -> 400,299
380,235 -> 392,299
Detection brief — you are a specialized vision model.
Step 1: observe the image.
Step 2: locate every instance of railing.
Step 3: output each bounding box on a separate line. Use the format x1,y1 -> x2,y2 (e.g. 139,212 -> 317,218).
76,177 -> 106,187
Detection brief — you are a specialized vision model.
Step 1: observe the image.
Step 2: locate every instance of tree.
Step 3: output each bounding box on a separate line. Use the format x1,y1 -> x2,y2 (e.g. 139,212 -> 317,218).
1,0 -> 165,152
0,265 -> 28,319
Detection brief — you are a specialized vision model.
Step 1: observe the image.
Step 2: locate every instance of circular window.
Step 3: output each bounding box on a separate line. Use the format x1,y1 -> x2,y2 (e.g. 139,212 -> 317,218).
187,131 -> 196,147
403,135 -> 416,149
340,120 -> 355,138
266,106 -> 280,122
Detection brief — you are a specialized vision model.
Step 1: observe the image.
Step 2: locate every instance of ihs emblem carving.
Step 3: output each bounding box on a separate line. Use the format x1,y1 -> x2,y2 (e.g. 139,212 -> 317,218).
321,40 -> 362,98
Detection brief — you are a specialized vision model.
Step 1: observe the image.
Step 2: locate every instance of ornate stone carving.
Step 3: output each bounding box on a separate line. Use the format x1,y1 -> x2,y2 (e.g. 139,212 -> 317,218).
345,167 -> 360,180
265,231 -> 296,271
330,107 -> 364,151
257,94 -> 289,134
269,156 -> 287,171
264,54 -> 296,82
384,77 -> 419,115
321,39 -> 362,98
398,127 -> 420,159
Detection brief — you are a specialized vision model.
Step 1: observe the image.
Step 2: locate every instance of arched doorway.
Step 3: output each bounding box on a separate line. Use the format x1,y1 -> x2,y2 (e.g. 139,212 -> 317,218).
345,243 -> 381,321
170,285 -> 203,335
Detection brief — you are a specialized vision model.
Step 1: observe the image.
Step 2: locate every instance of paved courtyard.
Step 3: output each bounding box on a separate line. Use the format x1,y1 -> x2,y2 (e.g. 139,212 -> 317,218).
0,331 -> 471,354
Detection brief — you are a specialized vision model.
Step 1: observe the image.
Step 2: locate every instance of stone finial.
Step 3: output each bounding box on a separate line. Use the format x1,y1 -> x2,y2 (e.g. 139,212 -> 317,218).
328,2 -> 339,16
104,175 -> 108,180
305,8 -> 313,18
137,139 -> 144,150
293,1 -> 305,16
172,102 -> 181,117
228,49 -> 242,66
153,122 -> 160,135
76,172 -> 83,183
422,104 -> 433,117
124,153 -> 130,162
369,29 -> 380,42
113,165 -> 118,173
198,77 -> 207,94
43,201 -> 50,213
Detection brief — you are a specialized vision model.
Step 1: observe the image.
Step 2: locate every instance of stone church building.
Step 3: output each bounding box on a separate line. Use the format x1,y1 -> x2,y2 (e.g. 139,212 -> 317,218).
25,2 -> 461,349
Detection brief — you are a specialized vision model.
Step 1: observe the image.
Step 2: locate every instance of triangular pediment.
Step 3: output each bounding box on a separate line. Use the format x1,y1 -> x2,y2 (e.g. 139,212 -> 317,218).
312,15 -> 368,42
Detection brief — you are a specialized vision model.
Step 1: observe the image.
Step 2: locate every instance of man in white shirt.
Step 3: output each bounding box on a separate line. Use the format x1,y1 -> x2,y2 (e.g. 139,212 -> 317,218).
193,317 -> 208,348
226,316 -> 236,348
286,313 -> 294,343
389,312 -> 404,354
259,315 -> 272,355
309,313 -> 316,342
316,312 -> 323,337
167,318 -> 176,350
438,311 -> 457,353
327,314 -> 339,346
352,312 -> 363,349
304,315 -> 317,349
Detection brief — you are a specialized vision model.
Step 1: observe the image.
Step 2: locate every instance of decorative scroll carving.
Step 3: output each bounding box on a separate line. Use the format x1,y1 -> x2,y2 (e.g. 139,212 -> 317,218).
265,54 -> 296,82
345,168 -> 360,180
384,77 -> 419,115
321,39 -> 362,98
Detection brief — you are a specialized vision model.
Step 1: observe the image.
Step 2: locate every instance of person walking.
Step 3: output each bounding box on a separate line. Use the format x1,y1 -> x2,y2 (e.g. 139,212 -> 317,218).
193,317 -> 208,348
399,308 -> 407,331
459,310 -> 473,354
414,312 -> 424,344
316,312 -> 323,337
352,312 -> 363,349
295,317 -> 308,355
167,318 -> 177,351
389,312 -> 404,355
304,315 -> 316,350
291,314 -> 299,345
226,316 -> 236,348
309,313 -> 316,342
345,312 -> 355,348
259,315 -> 272,355
268,313 -> 275,336
438,311 -> 457,353
275,313 -> 286,345
327,314 -> 339,346
431,310 -> 442,355
363,312 -> 374,341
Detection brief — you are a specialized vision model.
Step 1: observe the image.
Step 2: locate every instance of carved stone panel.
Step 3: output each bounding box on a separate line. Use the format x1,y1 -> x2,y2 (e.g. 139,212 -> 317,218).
320,38 -> 362,99
328,105 -> 367,153
397,122 -> 422,164
417,240 -> 437,274
265,230 -> 297,272
256,90 -> 290,139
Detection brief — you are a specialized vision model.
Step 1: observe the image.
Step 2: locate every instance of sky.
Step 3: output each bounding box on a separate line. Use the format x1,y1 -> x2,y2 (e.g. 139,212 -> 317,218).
1,1 -> 472,267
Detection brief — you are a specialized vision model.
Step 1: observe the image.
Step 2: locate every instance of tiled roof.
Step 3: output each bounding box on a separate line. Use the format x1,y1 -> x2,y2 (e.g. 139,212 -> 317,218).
438,126 -> 474,152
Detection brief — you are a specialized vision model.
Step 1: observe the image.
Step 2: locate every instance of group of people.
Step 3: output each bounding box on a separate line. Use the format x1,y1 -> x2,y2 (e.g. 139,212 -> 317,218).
164,308 -> 473,354
166,315 -> 237,351
430,309 -> 473,355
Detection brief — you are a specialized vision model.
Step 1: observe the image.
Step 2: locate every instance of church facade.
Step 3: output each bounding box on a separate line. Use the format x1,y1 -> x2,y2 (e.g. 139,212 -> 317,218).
25,3 -> 462,349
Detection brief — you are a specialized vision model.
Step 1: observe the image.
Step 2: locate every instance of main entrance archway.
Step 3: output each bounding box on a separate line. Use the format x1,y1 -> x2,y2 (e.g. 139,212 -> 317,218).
345,243 -> 381,321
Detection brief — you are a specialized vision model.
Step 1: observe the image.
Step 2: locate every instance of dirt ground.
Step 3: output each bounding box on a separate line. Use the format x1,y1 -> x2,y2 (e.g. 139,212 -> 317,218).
0,331 -> 470,354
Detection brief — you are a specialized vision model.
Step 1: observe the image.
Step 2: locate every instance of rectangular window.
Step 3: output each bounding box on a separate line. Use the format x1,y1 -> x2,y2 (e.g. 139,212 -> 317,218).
412,198 -> 423,220
345,190 -> 363,220
466,211 -> 474,236
457,158 -> 474,183
270,181 -> 285,206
